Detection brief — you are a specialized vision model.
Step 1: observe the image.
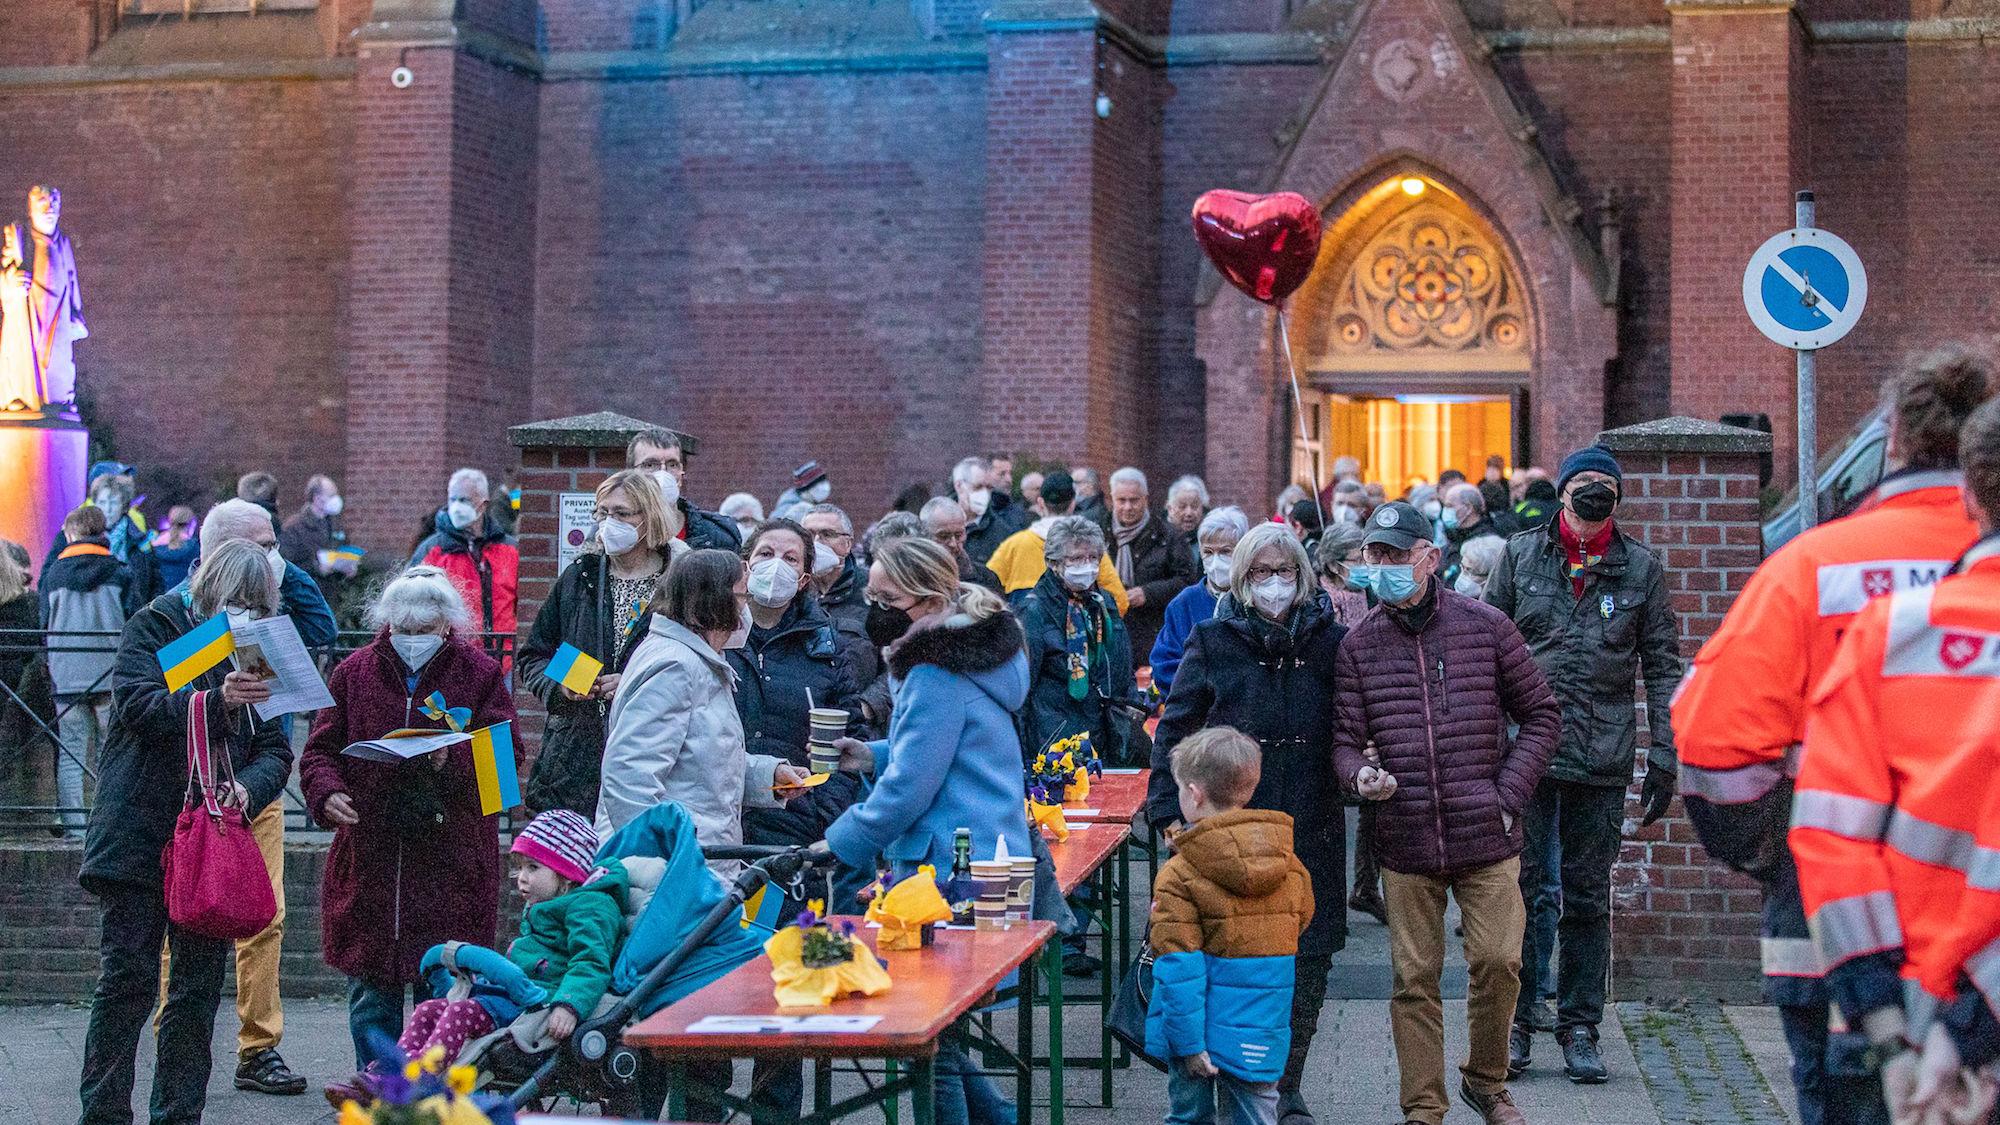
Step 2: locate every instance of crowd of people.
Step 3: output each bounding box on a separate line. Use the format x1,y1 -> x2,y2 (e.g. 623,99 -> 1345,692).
15,342 -> 2000,1125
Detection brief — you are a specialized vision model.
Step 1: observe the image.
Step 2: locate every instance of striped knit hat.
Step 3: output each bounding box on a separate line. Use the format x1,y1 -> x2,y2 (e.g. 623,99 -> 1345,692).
511,809 -> 599,886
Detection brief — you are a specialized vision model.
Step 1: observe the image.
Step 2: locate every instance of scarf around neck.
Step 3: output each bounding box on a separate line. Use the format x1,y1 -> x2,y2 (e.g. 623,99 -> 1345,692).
1112,511 -> 1149,587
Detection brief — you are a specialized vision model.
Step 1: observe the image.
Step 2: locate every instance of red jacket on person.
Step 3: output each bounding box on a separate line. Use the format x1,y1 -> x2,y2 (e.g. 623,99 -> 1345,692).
411,511 -> 519,665
300,632 -> 519,986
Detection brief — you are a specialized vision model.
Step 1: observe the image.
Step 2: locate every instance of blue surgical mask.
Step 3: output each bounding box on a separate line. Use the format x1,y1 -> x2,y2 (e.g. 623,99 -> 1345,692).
1372,564 -> 1420,604
1441,508 -> 1461,531
1343,564 -> 1374,592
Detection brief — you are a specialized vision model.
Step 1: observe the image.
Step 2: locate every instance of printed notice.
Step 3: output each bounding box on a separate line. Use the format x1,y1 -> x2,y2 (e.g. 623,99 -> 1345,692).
230,614 -> 334,720
684,1015 -> 883,1035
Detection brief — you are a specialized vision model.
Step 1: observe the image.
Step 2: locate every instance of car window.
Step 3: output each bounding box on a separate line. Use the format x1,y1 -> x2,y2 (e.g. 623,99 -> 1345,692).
1820,436 -> 1885,521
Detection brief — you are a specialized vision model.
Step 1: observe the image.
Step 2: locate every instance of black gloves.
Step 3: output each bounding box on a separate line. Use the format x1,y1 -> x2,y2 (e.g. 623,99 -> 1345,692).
1640,766 -> 1677,827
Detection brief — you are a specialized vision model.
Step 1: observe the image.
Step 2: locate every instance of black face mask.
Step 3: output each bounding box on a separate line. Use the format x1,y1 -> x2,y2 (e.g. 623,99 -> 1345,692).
1568,482 -> 1619,523
865,602 -> 915,649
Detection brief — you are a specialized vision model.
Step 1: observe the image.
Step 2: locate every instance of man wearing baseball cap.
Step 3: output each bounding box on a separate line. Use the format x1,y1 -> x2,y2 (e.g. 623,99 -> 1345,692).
1333,501 -> 1560,1125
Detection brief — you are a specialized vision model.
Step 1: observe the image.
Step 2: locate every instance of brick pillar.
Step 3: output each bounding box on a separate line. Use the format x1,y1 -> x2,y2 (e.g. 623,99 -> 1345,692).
506,411 -> 698,758
1597,417 -> 1773,1000
343,0 -> 540,553
978,2 -> 1158,471
1668,0 -> 1806,485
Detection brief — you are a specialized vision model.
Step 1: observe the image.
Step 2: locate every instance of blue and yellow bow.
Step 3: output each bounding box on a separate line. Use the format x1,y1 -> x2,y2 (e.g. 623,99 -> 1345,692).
420,692 -> 472,733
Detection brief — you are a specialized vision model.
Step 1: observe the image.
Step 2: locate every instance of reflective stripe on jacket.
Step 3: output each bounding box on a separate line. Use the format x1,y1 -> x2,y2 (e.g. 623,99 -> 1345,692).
1789,536 -> 2000,1024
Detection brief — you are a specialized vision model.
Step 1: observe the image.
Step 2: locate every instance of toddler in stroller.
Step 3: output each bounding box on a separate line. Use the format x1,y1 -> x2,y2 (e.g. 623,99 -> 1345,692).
324,809 -> 626,1108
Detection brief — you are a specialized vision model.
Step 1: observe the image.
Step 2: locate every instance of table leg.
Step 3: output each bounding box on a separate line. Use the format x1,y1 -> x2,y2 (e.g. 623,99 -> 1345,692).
1017,942 -> 1036,1114
1098,864 -> 1115,1106
1045,938 -> 1066,1125
885,1059 -> 901,1125
913,1057 -> 936,1125
665,1059 -> 688,1123
815,1056 -> 833,1118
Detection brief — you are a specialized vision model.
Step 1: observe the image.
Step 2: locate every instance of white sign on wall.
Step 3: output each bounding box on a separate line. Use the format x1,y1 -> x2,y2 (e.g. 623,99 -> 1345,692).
557,492 -> 596,576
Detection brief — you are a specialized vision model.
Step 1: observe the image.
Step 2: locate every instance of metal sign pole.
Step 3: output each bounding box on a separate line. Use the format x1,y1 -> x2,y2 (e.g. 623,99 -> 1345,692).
1795,189 -> 1819,531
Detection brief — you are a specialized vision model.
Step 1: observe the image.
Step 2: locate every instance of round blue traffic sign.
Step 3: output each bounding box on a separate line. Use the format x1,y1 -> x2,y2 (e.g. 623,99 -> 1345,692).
1743,228 -> 1867,350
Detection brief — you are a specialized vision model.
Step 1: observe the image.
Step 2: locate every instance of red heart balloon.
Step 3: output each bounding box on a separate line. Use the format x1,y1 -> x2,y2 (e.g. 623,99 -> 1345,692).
1190,189 -> 1323,305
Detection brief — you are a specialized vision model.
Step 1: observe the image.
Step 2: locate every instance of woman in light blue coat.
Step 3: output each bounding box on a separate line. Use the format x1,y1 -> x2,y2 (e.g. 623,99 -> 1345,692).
825,536 -> 1032,1125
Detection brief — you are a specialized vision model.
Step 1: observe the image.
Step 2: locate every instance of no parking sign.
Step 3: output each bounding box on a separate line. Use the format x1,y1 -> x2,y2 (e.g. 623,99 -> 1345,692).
1742,226 -> 1868,351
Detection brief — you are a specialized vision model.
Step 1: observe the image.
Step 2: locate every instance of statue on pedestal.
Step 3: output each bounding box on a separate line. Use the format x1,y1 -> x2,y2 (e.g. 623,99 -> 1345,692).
0,185 -> 88,413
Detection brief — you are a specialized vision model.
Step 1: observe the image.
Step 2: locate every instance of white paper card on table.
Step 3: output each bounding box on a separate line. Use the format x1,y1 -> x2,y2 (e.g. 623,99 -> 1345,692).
1063,809 -> 1103,819
342,729 -> 471,764
228,614 -> 335,720
685,1015 -> 883,1034
1101,768 -> 1142,775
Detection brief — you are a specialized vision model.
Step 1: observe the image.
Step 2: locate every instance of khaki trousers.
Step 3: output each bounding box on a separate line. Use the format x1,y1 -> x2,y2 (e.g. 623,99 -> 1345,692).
1382,855 -> 1525,1125
159,800 -> 286,1054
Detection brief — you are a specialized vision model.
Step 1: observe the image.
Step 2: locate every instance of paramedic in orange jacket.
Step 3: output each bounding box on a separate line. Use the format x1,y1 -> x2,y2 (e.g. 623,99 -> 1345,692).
1847,402 -> 2000,1122
1675,346 -> 1991,1125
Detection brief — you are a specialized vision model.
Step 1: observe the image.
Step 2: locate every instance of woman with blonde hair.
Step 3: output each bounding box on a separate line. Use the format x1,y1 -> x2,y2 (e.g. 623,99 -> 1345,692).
520,469 -> 684,816
823,534 -> 1034,1125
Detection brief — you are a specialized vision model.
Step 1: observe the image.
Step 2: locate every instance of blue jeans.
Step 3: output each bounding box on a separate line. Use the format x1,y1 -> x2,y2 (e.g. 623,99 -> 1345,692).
1531,818 -> 1561,1002
1167,1065 -> 1278,1125
347,977 -> 433,1071
934,1029 -> 1016,1125
1778,1002 -> 1890,1125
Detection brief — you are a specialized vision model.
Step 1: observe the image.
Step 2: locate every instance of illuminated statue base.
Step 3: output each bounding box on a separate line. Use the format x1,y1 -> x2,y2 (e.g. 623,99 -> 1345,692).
0,408 -> 86,575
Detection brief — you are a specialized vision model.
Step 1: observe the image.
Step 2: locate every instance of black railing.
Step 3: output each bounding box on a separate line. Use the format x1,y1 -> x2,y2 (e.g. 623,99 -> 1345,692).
0,627 -> 519,837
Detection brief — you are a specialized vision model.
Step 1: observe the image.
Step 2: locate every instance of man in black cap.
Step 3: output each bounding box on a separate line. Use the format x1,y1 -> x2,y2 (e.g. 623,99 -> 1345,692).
775,460 -> 831,517
1484,445 -> 1683,1085
1334,500 -> 1559,1125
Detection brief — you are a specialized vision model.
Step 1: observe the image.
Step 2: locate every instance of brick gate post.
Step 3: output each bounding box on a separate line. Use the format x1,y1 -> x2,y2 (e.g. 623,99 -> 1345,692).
1596,417 -> 1773,1000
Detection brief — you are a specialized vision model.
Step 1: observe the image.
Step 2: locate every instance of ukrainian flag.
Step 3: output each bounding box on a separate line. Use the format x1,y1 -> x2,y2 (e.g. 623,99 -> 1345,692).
469,721 -> 521,816
330,545 -> 366,563
544,643 -> 604,696
741,883 -> 786,934
158,612 -> 235,692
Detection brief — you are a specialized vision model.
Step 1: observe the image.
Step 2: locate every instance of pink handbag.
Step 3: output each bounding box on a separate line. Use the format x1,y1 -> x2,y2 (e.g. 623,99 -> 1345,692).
161,690 -> 277,940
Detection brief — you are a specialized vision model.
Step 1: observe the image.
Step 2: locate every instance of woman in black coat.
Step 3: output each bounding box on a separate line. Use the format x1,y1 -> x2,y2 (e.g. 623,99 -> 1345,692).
1013,516 -> 1137,766
77,540 -> 295,1125
1146,522 -> 1347,1125
519,470 -> 682,816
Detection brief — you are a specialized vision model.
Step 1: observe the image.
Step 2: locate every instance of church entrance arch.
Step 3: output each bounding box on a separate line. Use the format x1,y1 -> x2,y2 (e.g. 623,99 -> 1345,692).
1288,171 -> 1531,492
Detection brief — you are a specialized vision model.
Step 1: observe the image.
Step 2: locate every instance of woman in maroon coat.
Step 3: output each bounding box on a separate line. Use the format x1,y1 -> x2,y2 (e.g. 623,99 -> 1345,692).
300,566 -> 518,1071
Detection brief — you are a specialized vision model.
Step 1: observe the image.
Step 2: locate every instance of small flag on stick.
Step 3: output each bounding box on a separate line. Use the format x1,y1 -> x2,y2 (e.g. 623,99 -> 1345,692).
469,721 -> 521,816
157,612 -> 235,692
545,643 -> 604,696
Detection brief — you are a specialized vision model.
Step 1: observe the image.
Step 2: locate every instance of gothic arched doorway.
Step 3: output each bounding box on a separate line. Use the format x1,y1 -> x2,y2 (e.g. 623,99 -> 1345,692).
1287,173 -> 1532,492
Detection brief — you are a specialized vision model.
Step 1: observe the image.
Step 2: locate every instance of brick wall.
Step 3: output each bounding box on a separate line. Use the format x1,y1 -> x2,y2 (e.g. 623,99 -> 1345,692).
1598,419 -> 1772,1001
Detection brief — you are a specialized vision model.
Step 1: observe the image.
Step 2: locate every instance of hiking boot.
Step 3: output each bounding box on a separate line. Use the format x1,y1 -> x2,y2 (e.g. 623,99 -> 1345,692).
237,1048 -> 306,1096
1559,1028 -> 1609,1084
1508,1022 -> 1532,1078
1347,888 -> 1388,925
1277,1088 -> 1316,1125
1459,1080 -> 1527,1125
1530,998 -> 1557,1032
1061,949 -> 1102,978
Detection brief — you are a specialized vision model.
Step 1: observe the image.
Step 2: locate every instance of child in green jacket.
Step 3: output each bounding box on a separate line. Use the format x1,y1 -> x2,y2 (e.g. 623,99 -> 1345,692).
324,810 -> 627,1108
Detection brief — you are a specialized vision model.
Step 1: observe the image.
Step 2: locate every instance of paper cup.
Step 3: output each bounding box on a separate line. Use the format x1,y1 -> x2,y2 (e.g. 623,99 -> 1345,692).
1006,857 -> 1037,919
808,742 -> 842,775
973,900 -> 1009,931
808,708 -> 849,741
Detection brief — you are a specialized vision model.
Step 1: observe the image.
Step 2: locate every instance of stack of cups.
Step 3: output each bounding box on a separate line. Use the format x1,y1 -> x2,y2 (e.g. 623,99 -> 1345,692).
971,858 -> 1012,930
1005,856 -> 1036,924
807,708 -> 848,774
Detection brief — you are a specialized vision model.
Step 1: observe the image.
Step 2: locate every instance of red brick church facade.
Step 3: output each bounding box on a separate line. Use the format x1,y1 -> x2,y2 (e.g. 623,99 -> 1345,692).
0,0 -> 1993,550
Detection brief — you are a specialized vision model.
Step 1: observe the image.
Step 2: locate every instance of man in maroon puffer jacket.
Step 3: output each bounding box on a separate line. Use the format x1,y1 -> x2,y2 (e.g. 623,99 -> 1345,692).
1334,501 -> 1559,1125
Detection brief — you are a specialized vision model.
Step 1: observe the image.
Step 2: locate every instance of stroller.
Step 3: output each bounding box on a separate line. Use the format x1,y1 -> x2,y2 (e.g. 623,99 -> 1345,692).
421,802 -> 837,1115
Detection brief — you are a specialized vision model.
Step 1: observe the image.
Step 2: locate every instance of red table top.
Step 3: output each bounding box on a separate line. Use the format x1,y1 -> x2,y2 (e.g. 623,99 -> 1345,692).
1067,769 -> 1151,826
1047,820 -> 1130,896
624,918 -> 1056,1060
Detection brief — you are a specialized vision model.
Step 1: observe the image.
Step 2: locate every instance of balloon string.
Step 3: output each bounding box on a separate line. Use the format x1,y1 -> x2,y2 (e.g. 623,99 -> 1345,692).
1275,306 -> 1326,525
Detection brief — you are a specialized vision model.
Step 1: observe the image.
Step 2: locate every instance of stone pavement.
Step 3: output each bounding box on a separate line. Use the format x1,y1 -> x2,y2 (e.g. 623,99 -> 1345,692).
0,992 -> 1796,1124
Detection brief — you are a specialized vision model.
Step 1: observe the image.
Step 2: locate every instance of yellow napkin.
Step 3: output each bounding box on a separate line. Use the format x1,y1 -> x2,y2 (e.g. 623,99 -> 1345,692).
765,924 -> 893,1007
1068,766 -> 1092,803
1028,798 -> 1071,842
865,866 -> 954,951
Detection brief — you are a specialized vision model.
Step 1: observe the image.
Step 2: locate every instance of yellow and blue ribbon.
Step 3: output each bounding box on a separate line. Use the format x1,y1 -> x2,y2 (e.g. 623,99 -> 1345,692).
420,692 -> 471,733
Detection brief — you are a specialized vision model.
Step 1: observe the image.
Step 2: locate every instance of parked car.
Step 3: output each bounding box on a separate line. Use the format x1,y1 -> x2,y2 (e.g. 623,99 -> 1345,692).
1761,406 -> 1889,553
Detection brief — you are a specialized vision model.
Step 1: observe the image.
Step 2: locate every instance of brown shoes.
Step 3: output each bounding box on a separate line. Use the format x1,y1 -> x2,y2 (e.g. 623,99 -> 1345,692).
1460,1079 -> 1528,1125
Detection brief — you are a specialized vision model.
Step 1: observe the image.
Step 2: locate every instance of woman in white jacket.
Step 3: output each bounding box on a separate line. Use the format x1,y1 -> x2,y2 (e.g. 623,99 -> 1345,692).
595,549 -> 807,860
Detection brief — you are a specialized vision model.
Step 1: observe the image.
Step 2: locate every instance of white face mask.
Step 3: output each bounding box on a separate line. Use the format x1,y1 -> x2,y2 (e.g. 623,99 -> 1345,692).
804,480 -> 831,504
391,632 -> 445,671
319,493 -> 344,517
650,470 -> 682,508
598,517 -> 641,555
1202,552 -> 1233,590
747,557 -> 800,608
734,519 -> 759,540
447,500 -> 479,530
30,212 -> 56,237
1061,562 -> 1098,592
964,487 -> 992,518
812,541 -> 841,578
1331,504 -> 1359,525
266,546 -> 286,584
1420,500 -> 1442,520
1251,575 -> 1296,618
223,604 -> 266,626
723,604 -> 752,649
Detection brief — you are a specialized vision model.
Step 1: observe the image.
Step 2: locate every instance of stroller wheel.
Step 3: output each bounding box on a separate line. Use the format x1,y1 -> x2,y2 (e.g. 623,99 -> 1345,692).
608,1046 -> 640,1085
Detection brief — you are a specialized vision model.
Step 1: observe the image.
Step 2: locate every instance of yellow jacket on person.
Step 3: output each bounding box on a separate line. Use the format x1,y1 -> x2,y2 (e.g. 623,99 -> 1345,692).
986,523 -> 1128,614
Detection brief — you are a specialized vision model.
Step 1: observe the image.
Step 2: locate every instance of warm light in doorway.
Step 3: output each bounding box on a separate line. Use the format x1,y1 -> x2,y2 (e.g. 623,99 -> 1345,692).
1399,177 -> 1427,197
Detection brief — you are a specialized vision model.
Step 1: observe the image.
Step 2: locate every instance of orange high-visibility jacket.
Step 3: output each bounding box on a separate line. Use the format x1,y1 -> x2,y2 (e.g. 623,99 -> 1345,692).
1789,535 -> 2000,1027
1675,471 -> 1976,797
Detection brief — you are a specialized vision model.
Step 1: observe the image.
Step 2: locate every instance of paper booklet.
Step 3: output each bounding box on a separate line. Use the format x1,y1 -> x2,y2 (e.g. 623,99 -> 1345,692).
228,613 -> 335,721
341,729 -> 471,764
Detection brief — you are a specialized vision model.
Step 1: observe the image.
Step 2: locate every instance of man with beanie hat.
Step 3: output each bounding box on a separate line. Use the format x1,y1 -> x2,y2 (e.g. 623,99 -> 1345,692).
985,469 -> 1130,613
1484,445 -> 1683,1084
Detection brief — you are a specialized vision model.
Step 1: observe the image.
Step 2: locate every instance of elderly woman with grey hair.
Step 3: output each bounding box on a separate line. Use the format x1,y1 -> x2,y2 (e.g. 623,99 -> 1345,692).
1147,504 -> 1250,693
1013,514 -> 1136,766
1146,521 -> 1349,1124
300,566 -> 518,1073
